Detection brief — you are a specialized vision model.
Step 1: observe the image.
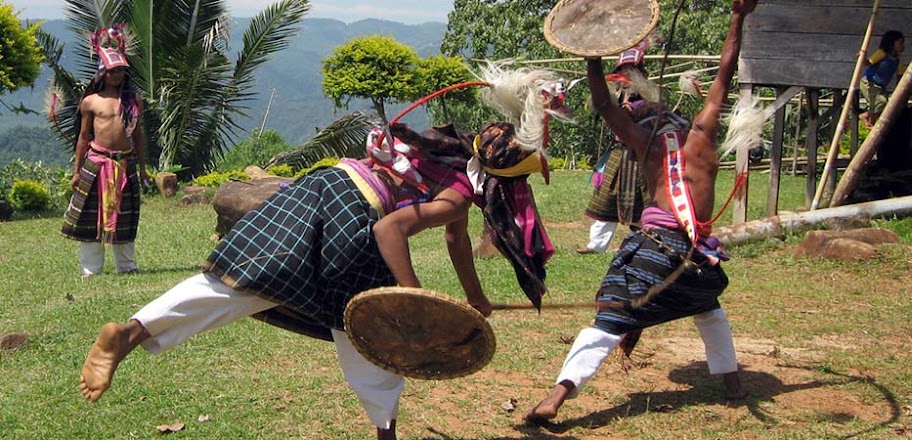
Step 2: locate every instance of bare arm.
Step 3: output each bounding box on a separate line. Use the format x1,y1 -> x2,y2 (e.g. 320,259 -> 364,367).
71,98 -> 94,187
444,215 -> 490,316
372,188 -> 489,315
132,97 -> 148,179
586,59 -> 650,157
692,0 -> 756,137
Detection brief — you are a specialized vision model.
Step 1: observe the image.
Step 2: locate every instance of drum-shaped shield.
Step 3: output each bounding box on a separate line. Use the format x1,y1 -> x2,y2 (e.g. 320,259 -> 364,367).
544,0 -> 660,57
343,287 -> 496,380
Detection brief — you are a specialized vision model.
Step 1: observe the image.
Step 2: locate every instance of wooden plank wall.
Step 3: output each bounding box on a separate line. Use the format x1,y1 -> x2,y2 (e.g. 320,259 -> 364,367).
739,0 -> 912,89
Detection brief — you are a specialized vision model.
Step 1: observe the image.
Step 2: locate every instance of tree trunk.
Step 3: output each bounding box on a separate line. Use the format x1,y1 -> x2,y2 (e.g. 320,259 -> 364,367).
713,195 -> 912,247
830,63 -> 912,207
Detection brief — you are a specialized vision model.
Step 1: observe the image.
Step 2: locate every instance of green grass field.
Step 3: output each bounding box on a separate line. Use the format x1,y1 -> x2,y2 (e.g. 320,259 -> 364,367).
1,170 -> 910,439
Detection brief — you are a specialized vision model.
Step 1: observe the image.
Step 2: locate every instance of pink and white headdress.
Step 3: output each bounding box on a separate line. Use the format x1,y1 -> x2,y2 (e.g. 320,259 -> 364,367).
91,24 -> 129,70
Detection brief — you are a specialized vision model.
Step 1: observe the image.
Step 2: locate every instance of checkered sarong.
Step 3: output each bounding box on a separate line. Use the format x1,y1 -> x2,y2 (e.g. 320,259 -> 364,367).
61,154 -> 141,244
203,166 -> 395,340
586,147 -> 648,224
593,226 -> 727,336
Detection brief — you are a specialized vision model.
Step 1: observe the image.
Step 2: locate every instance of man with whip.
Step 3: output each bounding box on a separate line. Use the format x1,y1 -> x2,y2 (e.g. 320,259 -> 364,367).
527,0 -> 756,423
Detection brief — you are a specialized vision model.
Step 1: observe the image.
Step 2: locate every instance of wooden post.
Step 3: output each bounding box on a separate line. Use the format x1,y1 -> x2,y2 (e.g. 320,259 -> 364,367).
733,84 -> 752,224
811,0 -> 881,209
831,62 -> 912,207
791,91 -> 803,176
767,87 -> 787,217
805,88 -> 820,208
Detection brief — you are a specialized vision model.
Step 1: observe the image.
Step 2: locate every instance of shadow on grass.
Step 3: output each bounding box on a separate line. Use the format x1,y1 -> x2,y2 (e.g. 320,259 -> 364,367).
129,265 -> 203,276
522,362 -> 900,439
419,425 -> 580,440
8,208 -> 66,221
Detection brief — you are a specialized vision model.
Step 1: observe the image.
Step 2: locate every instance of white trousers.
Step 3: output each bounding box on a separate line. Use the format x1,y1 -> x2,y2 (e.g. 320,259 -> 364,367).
131,273 -> 404,429
585,220 -> 618,253
79,241 -> 137,275
555,308 -> 738,399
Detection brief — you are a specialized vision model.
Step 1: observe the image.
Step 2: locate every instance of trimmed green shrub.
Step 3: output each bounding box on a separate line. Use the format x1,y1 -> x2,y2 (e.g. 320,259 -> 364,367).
267,164 -> 294,177
294,157 -> 340,179
193,170 -> 250,188
8,179 -> 51,211
0,159 -> 68,207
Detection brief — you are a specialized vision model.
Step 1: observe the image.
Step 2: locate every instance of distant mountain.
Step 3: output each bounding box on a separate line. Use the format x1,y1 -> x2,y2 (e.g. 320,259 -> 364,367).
0,17 -> 447,162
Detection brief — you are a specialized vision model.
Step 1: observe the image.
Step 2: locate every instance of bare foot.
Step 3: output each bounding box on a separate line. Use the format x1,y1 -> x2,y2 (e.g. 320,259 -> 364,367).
524,401 -> 559,424
79,323 -> 131,402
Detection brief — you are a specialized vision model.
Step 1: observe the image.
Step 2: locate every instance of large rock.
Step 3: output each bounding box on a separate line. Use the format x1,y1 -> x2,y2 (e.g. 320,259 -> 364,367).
796,228 -> 900,261
244,165 -> 270,179
212,177 -> 293,236
155,172 -> 178,197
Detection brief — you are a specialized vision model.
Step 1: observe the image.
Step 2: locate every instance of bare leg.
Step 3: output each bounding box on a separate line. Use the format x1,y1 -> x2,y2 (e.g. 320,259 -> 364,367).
524,380 -> 575,423
722,371 -> 746,400
377,419 -> 396,440
79,320 -> 150,402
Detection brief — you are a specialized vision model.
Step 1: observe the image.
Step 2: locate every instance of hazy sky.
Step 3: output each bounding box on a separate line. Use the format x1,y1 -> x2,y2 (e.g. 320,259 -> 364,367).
7,0 -> 454,24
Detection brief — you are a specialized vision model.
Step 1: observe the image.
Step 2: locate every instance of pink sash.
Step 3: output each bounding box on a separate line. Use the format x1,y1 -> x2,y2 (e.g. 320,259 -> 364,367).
86,141 -> 132,240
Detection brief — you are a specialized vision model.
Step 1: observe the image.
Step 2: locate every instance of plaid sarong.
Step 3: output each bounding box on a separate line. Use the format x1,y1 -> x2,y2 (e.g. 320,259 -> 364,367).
593,225 -> 727,338
61,152 -> 140,244
203,166 -> 395,341
586,147 -> 648,224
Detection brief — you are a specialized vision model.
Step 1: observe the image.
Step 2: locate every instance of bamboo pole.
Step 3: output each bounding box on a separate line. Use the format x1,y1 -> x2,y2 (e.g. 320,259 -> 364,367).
811,0 -> 881,210
830,62 -> 912,207
476,55 -> 722,65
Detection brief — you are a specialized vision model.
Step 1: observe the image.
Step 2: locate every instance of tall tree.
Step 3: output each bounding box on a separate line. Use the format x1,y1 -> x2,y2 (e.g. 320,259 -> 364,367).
39,0 -> 310,175
322,35 -> 421,125
413,55 -> 476,123
0,1 -> 44,114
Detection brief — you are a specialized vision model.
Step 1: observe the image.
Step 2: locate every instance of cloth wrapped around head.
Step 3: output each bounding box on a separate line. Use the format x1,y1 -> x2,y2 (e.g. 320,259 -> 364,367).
470,122 -> 554,310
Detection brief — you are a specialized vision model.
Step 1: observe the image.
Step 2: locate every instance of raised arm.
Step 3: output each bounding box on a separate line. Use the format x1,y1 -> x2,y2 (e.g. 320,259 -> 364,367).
586,59 -> 650,158
691,0 -> 756,137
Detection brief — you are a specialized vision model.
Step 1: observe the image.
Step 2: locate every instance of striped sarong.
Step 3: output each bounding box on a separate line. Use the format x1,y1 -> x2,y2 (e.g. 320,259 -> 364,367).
61,148 -> 140,244
203,166 -> 396,341
585,147 -> 648,224
593,225 -> 727,337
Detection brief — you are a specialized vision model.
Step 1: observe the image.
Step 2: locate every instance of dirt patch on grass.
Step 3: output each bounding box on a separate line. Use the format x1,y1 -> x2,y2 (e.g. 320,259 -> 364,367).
398,333 -> 901,439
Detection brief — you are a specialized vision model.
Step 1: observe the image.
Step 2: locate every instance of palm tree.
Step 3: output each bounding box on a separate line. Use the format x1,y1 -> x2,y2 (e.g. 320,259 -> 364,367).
265,111 -> 379,170
40,0 -> 310,175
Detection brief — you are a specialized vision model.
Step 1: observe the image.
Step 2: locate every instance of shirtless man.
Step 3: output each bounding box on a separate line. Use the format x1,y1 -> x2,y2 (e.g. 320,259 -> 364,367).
526,0 -> 755,423
62,31 -> 148,276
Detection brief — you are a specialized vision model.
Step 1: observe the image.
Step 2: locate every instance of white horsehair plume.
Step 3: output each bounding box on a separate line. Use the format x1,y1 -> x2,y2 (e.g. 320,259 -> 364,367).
45,85 -> 66,118
475,60 -> 570,151
719,94 -> 768,159
626,68 -> 660,103
672,70 -> 703,112
678,70 -> 703,97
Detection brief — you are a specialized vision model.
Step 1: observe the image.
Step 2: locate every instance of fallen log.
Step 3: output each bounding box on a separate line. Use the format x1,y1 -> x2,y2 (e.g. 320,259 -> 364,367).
714,195 -> 912,247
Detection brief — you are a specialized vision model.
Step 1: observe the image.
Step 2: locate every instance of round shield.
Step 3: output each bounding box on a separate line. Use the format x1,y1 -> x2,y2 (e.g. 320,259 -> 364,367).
544,0 -> 660,57
343,286 -> 496,380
